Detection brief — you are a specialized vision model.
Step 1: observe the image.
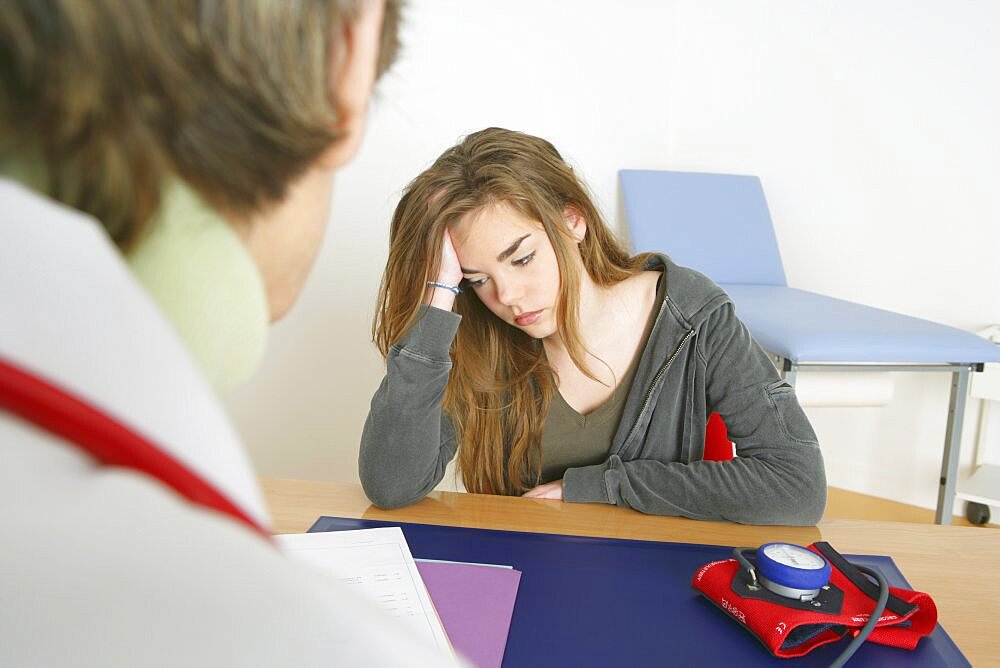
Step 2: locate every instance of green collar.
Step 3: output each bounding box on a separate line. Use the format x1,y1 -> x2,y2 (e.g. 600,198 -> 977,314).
0,157 -> 268,395
125,181 -> 269,395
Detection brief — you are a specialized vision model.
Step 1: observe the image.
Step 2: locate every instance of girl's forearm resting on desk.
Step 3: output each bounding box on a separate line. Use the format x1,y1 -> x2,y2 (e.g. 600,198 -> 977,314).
360,305 -> 460,509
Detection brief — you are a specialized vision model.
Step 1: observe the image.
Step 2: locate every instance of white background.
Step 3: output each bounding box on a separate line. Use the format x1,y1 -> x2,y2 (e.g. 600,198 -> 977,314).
226,0 -> 1000,516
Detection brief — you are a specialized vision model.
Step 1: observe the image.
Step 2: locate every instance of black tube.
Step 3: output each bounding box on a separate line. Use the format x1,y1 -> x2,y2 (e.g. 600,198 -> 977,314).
829,565 -> 889,668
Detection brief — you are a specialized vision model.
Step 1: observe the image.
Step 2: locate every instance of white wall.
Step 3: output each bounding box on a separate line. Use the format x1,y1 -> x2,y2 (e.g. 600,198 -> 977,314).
226,0 -> 1000,516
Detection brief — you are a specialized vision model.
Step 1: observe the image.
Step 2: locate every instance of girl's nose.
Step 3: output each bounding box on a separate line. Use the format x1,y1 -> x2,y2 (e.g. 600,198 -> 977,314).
493,274 -> 523,307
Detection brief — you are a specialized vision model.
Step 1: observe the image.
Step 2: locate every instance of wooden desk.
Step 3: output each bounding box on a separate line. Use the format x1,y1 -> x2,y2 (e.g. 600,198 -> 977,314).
262,477 -> 998,665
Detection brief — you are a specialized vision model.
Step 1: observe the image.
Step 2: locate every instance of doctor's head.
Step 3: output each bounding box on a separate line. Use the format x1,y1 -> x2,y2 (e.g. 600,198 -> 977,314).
0,0 -> 400,320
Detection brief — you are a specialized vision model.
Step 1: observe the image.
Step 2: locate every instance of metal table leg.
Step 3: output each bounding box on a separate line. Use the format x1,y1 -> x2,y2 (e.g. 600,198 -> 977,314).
781,358 -> 797,387
936,368 -> 971,524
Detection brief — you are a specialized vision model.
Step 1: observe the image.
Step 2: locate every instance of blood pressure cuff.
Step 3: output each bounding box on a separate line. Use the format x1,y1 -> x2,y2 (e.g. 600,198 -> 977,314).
691,542 -> 938,658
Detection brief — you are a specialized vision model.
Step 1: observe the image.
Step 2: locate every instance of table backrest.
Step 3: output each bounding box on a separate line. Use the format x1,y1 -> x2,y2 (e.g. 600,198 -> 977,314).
619,169 -> 787,286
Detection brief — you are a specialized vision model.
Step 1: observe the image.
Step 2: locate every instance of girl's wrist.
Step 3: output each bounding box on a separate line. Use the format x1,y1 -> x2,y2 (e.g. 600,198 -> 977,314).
424,282 -> 458,310
426,280 -> 462,295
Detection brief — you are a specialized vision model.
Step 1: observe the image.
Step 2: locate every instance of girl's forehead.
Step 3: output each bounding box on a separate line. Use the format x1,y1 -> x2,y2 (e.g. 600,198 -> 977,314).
452,201 -> 541,242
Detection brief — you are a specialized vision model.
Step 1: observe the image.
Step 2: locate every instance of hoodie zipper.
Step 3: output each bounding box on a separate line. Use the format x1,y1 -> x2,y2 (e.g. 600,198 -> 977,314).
618,327 -> 695,452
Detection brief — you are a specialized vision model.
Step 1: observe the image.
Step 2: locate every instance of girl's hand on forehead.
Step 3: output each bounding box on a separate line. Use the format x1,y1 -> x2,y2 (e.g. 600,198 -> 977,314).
423,229 -> 464,311
437,229 -> 463,286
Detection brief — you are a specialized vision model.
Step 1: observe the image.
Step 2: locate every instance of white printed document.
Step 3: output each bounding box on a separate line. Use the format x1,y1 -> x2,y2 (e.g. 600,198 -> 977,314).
277,527 -> 451,652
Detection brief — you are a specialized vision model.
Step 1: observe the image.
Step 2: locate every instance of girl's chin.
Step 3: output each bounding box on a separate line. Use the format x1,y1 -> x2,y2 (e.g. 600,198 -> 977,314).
515,320 -> 557,340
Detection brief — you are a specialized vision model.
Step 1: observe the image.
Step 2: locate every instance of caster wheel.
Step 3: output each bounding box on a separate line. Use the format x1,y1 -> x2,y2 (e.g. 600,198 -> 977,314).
966,501 -> 991,525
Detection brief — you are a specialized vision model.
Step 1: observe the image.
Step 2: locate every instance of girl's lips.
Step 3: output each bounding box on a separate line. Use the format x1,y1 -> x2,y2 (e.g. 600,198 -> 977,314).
514,310 -> 543,326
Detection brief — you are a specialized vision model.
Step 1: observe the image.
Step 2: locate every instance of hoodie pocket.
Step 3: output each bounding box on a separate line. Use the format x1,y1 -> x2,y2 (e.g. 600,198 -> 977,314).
765,380 -> 818,444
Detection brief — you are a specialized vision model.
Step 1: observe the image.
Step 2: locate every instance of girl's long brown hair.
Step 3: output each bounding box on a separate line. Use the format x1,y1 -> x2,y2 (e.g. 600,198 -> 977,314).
374,128 -> 651,495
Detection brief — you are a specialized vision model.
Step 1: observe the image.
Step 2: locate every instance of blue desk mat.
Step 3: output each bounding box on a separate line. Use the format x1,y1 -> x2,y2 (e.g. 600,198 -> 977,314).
309,517 -> 968,667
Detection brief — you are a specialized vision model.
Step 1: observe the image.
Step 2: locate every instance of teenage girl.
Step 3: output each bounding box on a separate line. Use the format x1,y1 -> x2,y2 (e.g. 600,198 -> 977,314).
360,127 -> 825,525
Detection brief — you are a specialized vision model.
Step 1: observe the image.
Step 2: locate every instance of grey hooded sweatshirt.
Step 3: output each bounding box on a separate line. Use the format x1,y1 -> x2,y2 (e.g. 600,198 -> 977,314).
359,255 -> 826,526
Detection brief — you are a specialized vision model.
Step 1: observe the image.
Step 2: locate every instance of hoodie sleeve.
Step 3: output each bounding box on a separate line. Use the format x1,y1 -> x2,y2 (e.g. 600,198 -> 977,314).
358,306 -> 461,509
563,302 -> 827,526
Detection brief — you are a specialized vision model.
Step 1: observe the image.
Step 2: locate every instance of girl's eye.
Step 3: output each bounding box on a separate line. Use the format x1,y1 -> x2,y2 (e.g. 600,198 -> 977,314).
512,251 -> 535,266
463,277 -> 488,288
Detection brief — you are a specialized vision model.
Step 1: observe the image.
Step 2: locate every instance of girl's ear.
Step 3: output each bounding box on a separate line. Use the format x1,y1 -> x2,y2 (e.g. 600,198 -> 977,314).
563,206 -> 588,243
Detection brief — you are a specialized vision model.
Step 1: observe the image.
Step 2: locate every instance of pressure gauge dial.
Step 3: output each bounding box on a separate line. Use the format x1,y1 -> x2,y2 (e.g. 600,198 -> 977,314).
756,542 -> 832,601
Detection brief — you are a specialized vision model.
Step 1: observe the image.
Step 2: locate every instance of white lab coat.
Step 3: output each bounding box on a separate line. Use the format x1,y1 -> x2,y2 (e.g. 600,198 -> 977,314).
0,178 -> 457,667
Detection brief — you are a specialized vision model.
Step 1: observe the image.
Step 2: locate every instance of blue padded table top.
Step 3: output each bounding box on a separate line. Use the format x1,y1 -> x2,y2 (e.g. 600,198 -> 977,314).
310,517 -> 968,667
722,284 -> 1000,365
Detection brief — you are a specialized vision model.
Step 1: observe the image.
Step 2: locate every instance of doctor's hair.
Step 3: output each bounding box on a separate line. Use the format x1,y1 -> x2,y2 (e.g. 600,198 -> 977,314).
0,0 -> 401,250
373,127 -> 651,496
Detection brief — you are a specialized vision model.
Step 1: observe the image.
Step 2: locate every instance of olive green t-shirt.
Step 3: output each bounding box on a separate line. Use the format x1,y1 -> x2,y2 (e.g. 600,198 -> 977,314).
539,272 -> 665,483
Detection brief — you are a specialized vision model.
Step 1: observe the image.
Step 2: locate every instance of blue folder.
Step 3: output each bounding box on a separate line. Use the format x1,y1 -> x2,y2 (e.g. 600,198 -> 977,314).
309,517 -> 968,667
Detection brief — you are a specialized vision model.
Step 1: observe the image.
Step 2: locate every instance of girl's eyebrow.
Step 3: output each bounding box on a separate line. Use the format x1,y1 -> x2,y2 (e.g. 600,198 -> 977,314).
461,234 -> 531,274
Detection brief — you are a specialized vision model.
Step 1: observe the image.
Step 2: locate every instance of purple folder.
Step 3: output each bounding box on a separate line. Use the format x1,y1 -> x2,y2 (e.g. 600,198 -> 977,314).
415,561 -> 521,668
